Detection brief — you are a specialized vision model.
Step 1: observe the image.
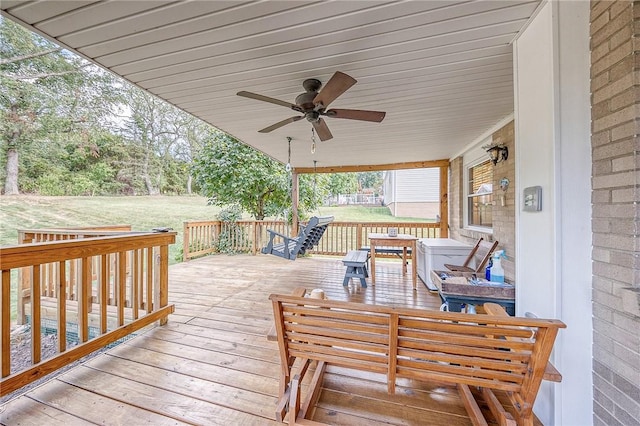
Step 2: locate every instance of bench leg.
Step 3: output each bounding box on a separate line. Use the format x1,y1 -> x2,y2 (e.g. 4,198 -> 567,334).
343,264 -> 368,287
357,266 -> 367,288
343,266 -> 354,286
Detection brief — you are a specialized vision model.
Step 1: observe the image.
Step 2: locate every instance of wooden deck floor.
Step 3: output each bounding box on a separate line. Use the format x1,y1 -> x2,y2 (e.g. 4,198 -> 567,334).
1,255 -> 539,425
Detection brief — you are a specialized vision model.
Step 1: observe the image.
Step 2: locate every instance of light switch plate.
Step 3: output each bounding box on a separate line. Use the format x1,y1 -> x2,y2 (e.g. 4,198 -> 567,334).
523,186 -> 542,211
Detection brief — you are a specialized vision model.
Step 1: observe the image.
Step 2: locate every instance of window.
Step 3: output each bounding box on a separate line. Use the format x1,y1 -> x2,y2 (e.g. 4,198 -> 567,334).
467,160 -> 493,228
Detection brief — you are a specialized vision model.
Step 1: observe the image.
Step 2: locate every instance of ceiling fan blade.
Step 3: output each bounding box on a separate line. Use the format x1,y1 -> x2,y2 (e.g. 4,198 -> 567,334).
258,116 -> 303,133
326,109 -> 386,123
237,91 -> 299,110
313,71 -> 356,108
312,118 -> 333,141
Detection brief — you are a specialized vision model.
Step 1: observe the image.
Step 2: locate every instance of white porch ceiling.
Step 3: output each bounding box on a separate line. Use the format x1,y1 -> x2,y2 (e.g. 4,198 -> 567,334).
1,0 -> 541,169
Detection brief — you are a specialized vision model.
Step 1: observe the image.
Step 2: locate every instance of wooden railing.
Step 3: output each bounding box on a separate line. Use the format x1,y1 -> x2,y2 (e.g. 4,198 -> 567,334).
16,226 -> 134,325
1,231 -> 176,397
183,220 -> 440,260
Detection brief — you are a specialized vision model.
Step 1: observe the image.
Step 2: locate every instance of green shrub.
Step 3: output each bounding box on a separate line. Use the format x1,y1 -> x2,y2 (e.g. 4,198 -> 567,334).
215,205 -> 246,254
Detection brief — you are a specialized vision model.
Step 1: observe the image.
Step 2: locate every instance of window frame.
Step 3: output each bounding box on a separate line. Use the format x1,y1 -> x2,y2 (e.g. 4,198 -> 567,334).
464,158 -> 494,231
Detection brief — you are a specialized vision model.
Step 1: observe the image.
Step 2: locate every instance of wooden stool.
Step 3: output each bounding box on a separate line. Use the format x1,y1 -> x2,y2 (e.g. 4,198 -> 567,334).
342,250 -> 369,287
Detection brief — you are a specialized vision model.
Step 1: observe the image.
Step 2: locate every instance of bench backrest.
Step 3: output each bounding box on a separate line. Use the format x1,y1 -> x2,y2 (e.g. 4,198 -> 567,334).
270,294 -> 565,417
298,216 -> 333,254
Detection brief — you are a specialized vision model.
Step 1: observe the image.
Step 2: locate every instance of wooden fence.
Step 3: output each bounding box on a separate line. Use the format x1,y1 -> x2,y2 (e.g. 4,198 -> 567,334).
183,220 -> 441,260
1,230 -> 176,397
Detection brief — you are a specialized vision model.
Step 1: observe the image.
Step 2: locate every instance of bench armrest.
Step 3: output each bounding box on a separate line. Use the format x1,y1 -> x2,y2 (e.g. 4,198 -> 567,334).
266,228 -> 299,241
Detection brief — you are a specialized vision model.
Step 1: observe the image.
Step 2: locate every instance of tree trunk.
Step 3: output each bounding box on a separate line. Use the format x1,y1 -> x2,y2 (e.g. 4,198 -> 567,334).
4,146 -> 20,195
186,174 -> 192,194
141,151 -> 159,195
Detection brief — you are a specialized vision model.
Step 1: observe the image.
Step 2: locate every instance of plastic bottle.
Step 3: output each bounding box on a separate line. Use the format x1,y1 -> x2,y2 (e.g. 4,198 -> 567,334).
490,250 -> 506,283
485,257 -> 493,280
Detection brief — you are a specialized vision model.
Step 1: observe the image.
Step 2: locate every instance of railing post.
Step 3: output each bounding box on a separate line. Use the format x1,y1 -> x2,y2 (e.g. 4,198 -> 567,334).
356,223 -> 363,251
183,221 -> 190,262
159,244 -> 170,326
252,221 -> 259,255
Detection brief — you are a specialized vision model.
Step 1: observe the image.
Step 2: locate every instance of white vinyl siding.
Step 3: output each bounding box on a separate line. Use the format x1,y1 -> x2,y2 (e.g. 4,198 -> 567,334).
384,168 -> 440,203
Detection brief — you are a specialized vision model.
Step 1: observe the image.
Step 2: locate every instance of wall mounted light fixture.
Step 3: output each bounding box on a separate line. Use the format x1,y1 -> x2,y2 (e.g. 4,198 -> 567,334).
485,144 -> 509,165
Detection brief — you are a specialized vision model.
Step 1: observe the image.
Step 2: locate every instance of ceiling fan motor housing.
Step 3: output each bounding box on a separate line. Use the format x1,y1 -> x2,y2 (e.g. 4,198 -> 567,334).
295,91 -> 319,111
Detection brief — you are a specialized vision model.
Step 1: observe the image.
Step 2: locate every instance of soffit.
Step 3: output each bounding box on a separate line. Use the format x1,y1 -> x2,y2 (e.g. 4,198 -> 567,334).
1,0 -> 540,169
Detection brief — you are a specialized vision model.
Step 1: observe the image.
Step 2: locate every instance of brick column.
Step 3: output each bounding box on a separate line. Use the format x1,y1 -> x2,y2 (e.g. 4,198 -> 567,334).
590,1 -> 640,425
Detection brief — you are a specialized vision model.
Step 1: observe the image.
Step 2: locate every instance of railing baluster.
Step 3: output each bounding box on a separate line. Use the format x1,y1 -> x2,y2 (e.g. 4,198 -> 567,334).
118,251 -> 126,327
100,254 -> 108,334
1,270 -> 10,377
132,250 -> 139,320
78,257 -> 90,343
31,265 -> 42,364
159,245 -> 169,326
146,247 -> 153,313
57,260 -> 67,352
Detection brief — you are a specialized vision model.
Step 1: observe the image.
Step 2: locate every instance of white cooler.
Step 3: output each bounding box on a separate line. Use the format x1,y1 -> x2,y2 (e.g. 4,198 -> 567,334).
417,238 -> 472,290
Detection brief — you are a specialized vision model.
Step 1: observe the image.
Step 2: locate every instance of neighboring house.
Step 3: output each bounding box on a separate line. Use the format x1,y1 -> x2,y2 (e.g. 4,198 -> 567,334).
382,168 -> 439,219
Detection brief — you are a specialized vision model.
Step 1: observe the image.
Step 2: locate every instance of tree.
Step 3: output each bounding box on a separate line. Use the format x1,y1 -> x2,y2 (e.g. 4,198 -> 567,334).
168,113 -> 209,194
0,17 -> 117,194
327,173 -> 358,197
192,132 -> 327,220
192,133 -> 289,219
357,171 -> 383,192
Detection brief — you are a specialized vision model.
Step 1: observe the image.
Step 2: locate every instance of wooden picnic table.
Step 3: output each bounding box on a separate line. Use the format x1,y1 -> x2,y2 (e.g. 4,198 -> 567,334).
368,233 -> 418,290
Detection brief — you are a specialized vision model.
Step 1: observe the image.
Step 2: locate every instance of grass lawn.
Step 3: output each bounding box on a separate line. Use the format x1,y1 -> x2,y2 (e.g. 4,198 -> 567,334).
0,195 -> 433,262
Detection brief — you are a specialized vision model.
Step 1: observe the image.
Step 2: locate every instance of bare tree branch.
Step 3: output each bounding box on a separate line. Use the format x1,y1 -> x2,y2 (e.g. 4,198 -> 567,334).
1,63 -> 92,81
0,47 -> 62,65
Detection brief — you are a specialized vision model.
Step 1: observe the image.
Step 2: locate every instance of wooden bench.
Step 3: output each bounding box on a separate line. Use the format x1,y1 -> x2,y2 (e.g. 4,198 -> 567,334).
269,292 -> 566,426
341,250 -> 369,287
262,216 -> 334,260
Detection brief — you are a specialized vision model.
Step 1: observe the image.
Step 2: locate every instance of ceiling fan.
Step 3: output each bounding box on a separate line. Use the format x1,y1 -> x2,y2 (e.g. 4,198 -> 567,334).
237,71 -> 385,141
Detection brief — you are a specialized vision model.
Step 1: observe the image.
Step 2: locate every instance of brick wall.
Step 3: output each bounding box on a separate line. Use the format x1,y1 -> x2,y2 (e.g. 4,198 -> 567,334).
449,121 -> 516,281
590,1 -> 640,425
490,121 -> 516,280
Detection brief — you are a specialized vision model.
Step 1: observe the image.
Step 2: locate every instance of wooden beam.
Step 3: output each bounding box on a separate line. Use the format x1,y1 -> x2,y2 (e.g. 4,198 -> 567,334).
481,387 -> 517,426
439,164 -> 449,238
457,383 -> 488,426
294,159 -> 450,174
299,360 -> 327,420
